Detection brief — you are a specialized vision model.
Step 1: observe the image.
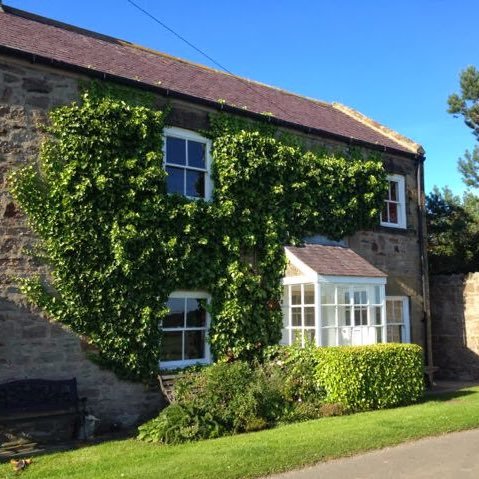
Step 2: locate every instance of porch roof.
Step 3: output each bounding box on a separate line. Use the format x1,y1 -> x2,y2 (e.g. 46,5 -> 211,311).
286,244 -> 387,278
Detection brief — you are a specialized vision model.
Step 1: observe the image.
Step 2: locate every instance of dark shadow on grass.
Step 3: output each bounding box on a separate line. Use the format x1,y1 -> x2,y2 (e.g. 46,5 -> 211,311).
0,429 -> 136,463
423,389 -> 477,402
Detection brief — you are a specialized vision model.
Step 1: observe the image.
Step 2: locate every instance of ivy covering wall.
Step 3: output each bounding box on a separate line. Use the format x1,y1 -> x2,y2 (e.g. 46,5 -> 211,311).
9,85 -> 387,380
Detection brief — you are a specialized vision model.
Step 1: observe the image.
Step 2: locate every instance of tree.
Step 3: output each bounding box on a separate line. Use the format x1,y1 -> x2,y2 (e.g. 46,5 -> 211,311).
426,186 -> 479,274
427,66 -> 479,274
448,65 -> 479,188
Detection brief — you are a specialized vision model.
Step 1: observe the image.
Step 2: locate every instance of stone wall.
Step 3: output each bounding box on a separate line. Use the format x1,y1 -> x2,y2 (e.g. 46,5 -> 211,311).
0,56 -> 163,430
431,273 -> 479,380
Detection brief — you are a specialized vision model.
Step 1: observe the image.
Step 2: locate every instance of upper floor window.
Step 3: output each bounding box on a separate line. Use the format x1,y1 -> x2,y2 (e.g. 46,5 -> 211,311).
380,174 -> 406,229
164,127 -> 212,200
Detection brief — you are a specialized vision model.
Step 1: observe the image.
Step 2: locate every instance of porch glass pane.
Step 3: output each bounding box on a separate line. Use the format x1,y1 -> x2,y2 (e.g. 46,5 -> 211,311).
304,307 -> 315,327
321,285 -> 335,304
321,306 -> 336,327
304,284 -> 315,305
292,329 -> 302,344
321,328 -> 336,346
304,329 -> 315,344
337,287 -> 350,305
291,285 -> 301,305
291,307 -> 302,326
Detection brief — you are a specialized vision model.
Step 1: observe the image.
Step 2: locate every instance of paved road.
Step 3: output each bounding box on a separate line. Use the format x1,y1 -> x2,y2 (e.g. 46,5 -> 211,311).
268,428 -> 479,478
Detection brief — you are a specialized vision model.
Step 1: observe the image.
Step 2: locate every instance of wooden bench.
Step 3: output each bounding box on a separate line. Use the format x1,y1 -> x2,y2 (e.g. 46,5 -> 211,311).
0,378 -> 85,442
158,374 -> 178,404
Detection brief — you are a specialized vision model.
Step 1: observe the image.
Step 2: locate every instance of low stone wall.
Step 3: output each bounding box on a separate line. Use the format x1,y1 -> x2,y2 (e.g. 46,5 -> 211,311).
431,273 -> 479,380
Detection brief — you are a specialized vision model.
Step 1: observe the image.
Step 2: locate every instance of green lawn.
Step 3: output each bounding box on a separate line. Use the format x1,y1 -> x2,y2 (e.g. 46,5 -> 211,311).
3,387 -> 479,479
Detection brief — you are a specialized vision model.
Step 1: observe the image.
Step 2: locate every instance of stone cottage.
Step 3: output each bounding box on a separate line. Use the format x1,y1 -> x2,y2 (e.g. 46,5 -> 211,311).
0,4 -> 432,426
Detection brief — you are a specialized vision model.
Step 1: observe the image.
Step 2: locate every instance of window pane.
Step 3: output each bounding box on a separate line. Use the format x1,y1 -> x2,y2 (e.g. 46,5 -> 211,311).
186,298 -> 206,327
321,328 -> 336,346
291,285 -> 301,305
304,284 -> 315,305
388,202 -> 398,223
376,327 -> 383,343
339,327 -> 352,346
161,331 -> 183,361
188,141 -> 206,169
304,329 -> 315,344
353,291 -> 367,305
390,181 -> 398,201
372,306 -> 382,325
291,307 -> 302,326
292,329 -> 302,344
304,307 -> 315,326
186,170 -> 205,198
166,137 -> 186,165
164,298 -> 184,328
337,287 -> 350,305
321,306 -> 336,327
381,201 -> 389,222
354,307 -> 367,326
166,166 -> 184,194
321,285 -> 335,304
387,325 -> 403,342
374,286 -> 381,304
185,330 -> 205,359
338,306 -> 350,326
386,300 -> 403,324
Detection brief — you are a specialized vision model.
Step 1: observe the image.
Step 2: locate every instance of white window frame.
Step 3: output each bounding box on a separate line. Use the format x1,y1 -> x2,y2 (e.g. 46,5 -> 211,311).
163,127 -> 213,201
282,283 -> 316,346
385,296 -> 411,343
380,174 -> 406,229
317,282 -> 385,347
160,290 -> 211,369
282,278 -> 387,348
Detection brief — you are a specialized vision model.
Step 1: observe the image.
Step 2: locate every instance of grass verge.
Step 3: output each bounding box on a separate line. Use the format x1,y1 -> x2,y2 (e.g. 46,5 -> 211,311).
3,387 -> 479,479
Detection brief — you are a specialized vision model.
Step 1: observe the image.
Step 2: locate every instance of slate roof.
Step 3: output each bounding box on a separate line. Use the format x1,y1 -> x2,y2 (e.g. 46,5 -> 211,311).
0,5 -> 423,156
286,244 -> 386,278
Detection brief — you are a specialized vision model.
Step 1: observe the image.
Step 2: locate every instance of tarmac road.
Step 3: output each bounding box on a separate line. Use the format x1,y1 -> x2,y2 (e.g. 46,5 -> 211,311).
267,428 -> 479,479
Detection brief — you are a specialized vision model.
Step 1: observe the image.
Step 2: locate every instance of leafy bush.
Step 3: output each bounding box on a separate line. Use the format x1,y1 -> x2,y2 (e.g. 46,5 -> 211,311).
137,403 -> 223,444
264,343 -> 325,403
315,343 -> 425,411
139,361 -> 287,443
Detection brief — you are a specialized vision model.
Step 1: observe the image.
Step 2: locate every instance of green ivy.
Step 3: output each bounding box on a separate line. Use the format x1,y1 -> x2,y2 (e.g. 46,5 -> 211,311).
9,85 -> 388,380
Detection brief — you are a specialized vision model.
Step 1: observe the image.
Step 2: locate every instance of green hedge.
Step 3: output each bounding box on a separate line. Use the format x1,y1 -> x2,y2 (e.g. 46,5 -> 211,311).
315,343 -> 425,411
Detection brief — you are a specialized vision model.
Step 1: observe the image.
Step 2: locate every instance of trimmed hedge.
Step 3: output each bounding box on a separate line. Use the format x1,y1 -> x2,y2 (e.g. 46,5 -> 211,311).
315,343 -> 425,411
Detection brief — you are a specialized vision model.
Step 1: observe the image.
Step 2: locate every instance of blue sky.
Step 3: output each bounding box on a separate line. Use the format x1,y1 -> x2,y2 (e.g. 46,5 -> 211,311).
8,0 -> 479,194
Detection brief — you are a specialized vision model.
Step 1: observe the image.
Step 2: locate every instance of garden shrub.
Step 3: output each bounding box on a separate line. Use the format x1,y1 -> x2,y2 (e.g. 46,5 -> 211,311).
264,343 -> 325,403
138,361 -> 287,443
137,403 -> 223,444
315,343 -> 425,411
